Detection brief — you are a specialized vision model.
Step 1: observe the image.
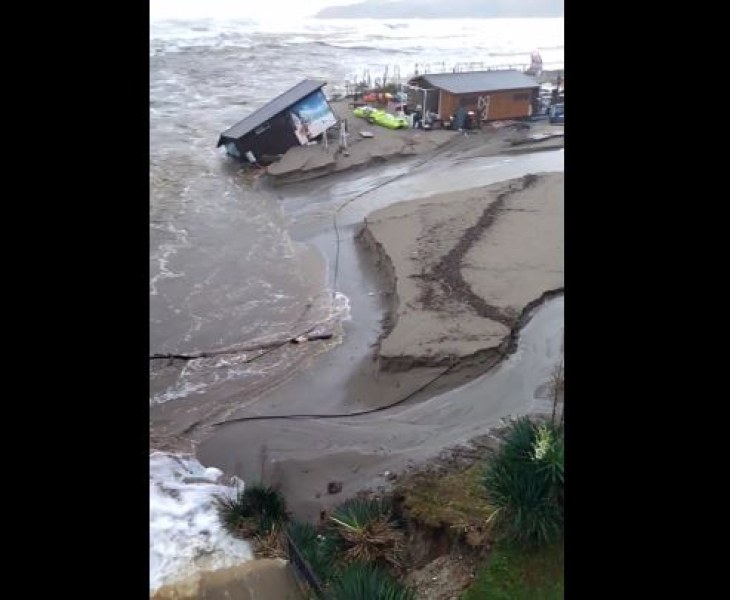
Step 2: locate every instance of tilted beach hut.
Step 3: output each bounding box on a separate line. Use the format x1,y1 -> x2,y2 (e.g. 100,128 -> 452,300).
217,79 -> 337,163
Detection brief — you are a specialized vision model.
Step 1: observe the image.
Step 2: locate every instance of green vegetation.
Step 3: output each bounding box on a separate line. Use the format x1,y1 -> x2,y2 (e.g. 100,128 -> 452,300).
214,417 -> 564,598
324,563 -> 416,600
397,462 -> 492,532
214,483 -> 289,537
284,497 -> 412,597
329,497 -> 404,567
461,543 -> 564,600
287,520 -> 341,583
483,418 -> 564,547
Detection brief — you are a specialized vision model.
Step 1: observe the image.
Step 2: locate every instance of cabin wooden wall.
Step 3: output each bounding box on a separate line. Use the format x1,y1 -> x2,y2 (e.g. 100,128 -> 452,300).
236,111 -> 300,160
485,89 -> 534,120
438,88 -> 537,121
439,91 -> 459,119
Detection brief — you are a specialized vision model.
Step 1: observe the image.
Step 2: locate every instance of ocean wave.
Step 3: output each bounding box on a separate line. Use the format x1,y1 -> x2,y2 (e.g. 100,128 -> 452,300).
312,40 -> 408,53
150,223 -> 191,296
149,291 -> 351,405
488,50 -> 533,57
150,17 -> 564,61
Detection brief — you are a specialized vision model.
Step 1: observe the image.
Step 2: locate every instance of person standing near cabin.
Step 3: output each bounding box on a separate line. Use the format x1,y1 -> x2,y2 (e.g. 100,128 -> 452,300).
413,105 -> 423,129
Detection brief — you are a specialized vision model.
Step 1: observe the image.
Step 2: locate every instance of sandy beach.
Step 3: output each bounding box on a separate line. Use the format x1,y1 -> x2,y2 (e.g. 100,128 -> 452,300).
266,99 -> 564,184
197,171 -> 564,521
361,173 -> 563,370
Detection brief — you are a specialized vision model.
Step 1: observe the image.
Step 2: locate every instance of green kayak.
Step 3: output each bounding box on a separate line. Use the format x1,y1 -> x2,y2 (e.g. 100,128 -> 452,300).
353,106 -> 409,130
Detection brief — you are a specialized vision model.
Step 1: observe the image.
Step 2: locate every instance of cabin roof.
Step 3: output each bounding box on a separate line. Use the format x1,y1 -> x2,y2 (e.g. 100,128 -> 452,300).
415,70 -> 539,94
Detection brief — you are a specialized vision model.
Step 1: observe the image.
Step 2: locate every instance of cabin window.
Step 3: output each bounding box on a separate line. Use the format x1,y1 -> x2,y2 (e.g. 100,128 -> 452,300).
513,92 -> 530,101
458,94 -> 480,107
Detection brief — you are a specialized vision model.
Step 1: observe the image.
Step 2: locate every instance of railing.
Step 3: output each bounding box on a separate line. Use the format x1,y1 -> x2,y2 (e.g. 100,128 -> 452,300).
417,61 -> 530,74
342,60 -> 564,93
285,530 -> 325,598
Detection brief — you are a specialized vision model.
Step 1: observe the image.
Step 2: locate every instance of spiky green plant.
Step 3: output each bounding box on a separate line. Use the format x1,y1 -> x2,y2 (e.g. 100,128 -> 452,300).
499,418 -> 540,464
484,418 -> 564,547
329,497 -> 403,566
215,483 -> 288,537
287,520 -> 341,584
331,496 -> 393,529
485,460 -> 562,547
324,562 -> 415,600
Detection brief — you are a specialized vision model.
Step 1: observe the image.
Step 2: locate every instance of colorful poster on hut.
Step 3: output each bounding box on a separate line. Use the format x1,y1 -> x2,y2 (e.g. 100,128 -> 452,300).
289,90 -> 337,143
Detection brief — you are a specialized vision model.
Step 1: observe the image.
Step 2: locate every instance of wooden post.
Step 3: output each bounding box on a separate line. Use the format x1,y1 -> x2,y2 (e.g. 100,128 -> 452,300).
340,119 -> 349,156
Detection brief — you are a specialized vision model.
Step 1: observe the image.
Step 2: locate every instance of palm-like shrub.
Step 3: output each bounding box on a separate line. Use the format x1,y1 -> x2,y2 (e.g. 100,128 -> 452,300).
287,520 -> 341,584
324,562 -> 415,600
329,497 -> 404,567
215,483 -> 288,537
484,418 -> 564,547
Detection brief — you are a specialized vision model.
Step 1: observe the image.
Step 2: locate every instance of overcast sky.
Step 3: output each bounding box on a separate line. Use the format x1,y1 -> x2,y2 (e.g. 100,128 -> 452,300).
150,0 -> 361,20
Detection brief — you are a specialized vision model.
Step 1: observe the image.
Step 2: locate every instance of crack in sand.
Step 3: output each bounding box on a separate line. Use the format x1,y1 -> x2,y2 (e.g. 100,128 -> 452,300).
422,174 -> 539,327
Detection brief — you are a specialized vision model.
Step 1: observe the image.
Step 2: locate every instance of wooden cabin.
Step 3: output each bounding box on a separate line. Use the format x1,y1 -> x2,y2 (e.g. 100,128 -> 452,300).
407,70 -> 540,122
217,79 -> 337,164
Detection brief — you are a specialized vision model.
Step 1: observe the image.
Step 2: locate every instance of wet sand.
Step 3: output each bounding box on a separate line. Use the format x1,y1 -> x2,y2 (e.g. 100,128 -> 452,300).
267,100 -> 564,184
361,173 -> 563,369
151,145 -> 563,455
198,171 -> 564,521
198,296 -> 564,523
267,100 -> 455,184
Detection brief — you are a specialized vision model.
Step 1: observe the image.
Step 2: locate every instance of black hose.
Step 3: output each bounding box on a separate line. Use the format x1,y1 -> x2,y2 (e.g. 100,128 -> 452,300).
330,146 -> 452,297
211,361 -> 458,427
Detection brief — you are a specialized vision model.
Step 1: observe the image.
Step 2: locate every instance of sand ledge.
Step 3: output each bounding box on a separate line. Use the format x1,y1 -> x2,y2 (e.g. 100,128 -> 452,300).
359,172 -> 563,371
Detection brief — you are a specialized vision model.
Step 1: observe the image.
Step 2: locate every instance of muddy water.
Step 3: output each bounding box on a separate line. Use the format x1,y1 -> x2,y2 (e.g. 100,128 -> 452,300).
199,294 -> 564,521
195,151 -> 563,519
151,149 -> 563,449
150,14 -> 563,449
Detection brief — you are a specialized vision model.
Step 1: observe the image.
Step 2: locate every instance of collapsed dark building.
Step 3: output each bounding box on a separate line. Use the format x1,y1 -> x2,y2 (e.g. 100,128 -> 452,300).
217,79 -> 337,164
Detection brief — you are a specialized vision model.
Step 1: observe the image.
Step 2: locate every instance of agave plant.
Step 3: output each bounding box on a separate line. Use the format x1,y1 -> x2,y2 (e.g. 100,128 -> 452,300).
287,520 -> 341,584
214,482 -> 288,537
324,562 -> 415,600
329,497 -> 404,567
484,418 -> 564,547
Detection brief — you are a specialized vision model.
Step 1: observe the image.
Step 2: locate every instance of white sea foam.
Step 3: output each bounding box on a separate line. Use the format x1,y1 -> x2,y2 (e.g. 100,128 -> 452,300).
149,452 -> 253,594
150,380 -> 208,405
331,291 -> 352,322
150,223 -> 191,296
